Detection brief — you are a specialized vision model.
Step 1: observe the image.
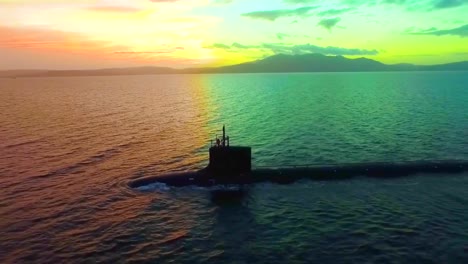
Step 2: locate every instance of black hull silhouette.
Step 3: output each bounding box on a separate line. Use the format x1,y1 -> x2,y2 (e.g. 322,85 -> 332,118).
129,127 -> 468,188
129,160 -> 468,188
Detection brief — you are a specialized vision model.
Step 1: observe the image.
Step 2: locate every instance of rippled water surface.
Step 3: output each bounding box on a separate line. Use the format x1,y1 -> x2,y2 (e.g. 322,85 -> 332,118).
1,72 -> 467,263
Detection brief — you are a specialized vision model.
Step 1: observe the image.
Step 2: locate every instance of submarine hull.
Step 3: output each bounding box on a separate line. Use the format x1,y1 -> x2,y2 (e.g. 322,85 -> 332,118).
129,128 -> 468,189
129,160 -> 468,188
129,168 -> 253,188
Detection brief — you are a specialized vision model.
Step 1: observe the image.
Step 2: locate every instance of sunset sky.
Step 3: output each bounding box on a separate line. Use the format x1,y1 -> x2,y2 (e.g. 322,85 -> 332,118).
0,0 -> 467,69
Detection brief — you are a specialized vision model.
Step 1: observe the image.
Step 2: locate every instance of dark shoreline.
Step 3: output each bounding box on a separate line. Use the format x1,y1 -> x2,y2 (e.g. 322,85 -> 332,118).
2,53 -> 468,78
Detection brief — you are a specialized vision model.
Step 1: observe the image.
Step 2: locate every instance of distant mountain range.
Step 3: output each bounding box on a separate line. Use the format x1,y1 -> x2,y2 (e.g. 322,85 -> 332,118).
1,53 -> 468,78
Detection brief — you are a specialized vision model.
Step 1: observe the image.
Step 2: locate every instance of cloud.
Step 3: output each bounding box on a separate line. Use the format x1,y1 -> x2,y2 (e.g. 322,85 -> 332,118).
0,25 -> 188,59
276,33 -> 290,40
0,26 -> 115,50
0,25 -> 202,69
208,41 -> 379,56
149,0 -> 233,3
212,43 -> 231,49
433,0 -> 468,9
285,0 -> 468,11
317,8 -> 354,16
114,47 -> 184,54
212,0 -> 234,4
407,24 -> 468,37
317,17 -> 341,31
87,6 -> 144,13
0,0 -> 82,4
283,0 -> 316,4
232,42 -> 250,48
241,6 -> 317,21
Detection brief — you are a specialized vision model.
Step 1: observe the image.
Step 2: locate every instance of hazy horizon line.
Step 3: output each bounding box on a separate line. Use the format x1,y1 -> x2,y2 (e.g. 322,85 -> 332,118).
1,53 -> 468,72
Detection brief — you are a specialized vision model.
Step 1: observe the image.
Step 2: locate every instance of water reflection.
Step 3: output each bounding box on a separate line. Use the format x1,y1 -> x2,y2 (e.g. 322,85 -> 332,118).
210,188 -> 259,263
1,73 -> 467,263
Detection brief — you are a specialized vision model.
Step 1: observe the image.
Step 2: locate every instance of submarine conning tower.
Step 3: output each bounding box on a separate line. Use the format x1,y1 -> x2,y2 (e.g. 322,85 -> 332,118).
207,125 -> 251,177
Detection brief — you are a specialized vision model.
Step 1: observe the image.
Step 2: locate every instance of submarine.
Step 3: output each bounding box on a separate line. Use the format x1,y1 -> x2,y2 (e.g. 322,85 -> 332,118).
129,126 -> 468,188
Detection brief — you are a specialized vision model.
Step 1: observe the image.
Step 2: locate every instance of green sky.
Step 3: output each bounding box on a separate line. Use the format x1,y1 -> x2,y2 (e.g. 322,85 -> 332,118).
0,0 -> 467,69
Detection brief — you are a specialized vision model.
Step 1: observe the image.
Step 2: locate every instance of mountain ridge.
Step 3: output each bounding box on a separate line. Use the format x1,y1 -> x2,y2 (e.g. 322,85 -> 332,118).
1,53 -> 468,77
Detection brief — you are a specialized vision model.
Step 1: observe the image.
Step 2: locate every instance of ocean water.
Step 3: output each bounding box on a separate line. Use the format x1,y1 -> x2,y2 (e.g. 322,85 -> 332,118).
0,72 -> 467,263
